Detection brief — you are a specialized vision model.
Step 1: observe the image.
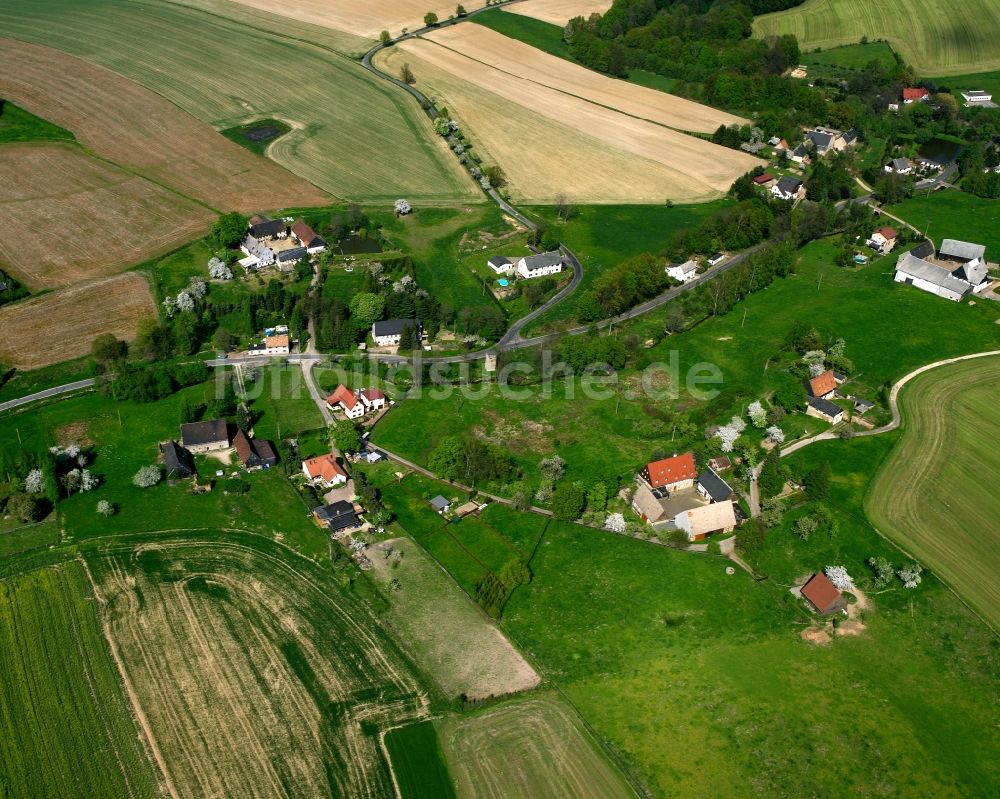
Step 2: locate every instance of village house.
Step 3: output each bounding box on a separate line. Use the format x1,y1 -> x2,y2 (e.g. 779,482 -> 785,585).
788,143 -> 811,165
800,572 -> 847,615
961,90 -> 993,106
276,246 -> 308,271
867,226 -> 898,254
884,157 -> 912,175
516,252 -> 564,280
248,334 -> 290,356
241,234 -> 276,268
312,500 -> 360,536
162,440 -> 195,478
233,429 -> 277,470
771,176 -> 805,201
807,369 -> 839,400
902,87 -> 930,104
291,219 -> 327,254
639,452 -> 698,492
372,318 -> 420,347
359,388 -> 387,411
487,256 -> 514,275
806,397 -> 845,424
674,500 -> 737,541
708,455 -> 731,472
302,453 -> 348,488
180,419 -> 229,453
697,468 -> 735,504
248,215 -> 286,241
752,172 -> 776,189
326,384 -> 366,419
666,259 -> 698,283
707,252 -> 726,267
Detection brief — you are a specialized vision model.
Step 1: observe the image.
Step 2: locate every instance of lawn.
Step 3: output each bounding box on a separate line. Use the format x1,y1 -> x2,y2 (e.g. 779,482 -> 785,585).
801,41 -> 897,71
888,189 -> 1000,256
927,69 -> 1000,100
384,721 -> 457,799
0,516 -> 60,559
248,365 -> 325,439
0,99 -> 74,143
753,0 -> 1000,75
866,355 -> 1000,630
0,0 -> 477,203
502,487 -> 1000,796
524,201 -> 733,331
0,356 -> 93,403
0,562 -> 161,798
471,8 -> 572,60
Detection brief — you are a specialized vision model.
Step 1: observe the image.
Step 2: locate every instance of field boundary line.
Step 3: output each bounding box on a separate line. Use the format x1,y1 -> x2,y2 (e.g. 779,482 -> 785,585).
77,554 -> 180,799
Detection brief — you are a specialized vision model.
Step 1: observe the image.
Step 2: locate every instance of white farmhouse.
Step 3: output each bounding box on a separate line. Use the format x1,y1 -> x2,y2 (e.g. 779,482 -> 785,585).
516,252 -> 563,280
894,251 -> 973,302
372,318 -> 420,347
961,90 -> 993,105
666,259 -> 699,283
488,256 -> 514,275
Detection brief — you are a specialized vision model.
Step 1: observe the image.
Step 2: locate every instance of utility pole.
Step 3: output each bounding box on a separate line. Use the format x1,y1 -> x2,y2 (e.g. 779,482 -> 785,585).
741,307 -> 748,328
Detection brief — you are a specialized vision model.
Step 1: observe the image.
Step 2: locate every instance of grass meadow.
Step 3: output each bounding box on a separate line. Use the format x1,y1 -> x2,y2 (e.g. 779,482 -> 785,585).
0,100 -> 74,144
753,0 -> 1000,75
0,562 -> 161,798
888,189 -> 1000,256
801,41 -> 898,72
384,721 -> 457,799
867,356 -> 1000,630
0,0 -> 477,203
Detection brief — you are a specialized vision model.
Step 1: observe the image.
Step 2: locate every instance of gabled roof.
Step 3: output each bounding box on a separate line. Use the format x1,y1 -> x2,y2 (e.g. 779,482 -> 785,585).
808,397 -> 843,418
276,246 -> 308,263
677,501 -> 736,535
430,495 -> 450,510
632,483 -> 666,522
265,334 -> 289,348
698,468 -> 734,503
313,500 -> 359,531
807,130 -> 833,149
303,453 -> 347,483
327,384 -> 359,409
801,572 -> 843,613
903,87 -> 929,101
841,128 -> 858,144
890,157 -> 911,171
775,176 -> 802,195
645,452 -> 697,488
521,252 -> 563,271
292,219 -> 325,248
162,440 -> 194,476
372,318 -> 419,337
874,226 -> 897,240
896,251 -> 974,296
488,256 -> 511,267
249,217 -> 285,238
809,370 -> 837,397
233,429 -> 256,465
360,388 -> 385,402
254,438 -> 277,464
752,172 -> 775,184
792,143 -> 809,158
939,239 -> 986,262
180,418 -> 228,447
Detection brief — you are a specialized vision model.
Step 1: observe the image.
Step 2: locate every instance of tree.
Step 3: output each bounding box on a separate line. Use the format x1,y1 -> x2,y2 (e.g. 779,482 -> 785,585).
586,482 -> 608,513
483,164 -> 507,189
758,449 -> 784,498
212,327 -> 235,353
747,401 -> 767,428
735,519 -> 765,557
551,481 -> 586,521
7,492 -> 44,523
132,465 -> 162,488
91,333 -> 128,368
539,456 -> 566,483
24,468 -> 45,494
349,292 -> 385,327
604,513 -> 626,533
428,435 -> 464,481
400,63 -> 415,84
96,499 -> 115,518
867,556 -> 894,589
456,5 -> 467,17
424,11 -> 438,26
211,212 -> 249,249
397,324 -> 414,351
896,562 -> 923,588
803,462 -> 831,501
333,420 -> 361,454
379,30 -> 391,45
824,565 -> 855,591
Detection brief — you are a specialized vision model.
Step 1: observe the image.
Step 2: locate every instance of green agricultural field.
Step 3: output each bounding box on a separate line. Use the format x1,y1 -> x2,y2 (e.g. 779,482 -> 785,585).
0,0 -> 478,203
503,496 -> 1000,795
524,201 -> 733,331
867,356 -> 1000,630
0,356 -> 92,403
472,9 -> 572,60
753,0 -> 1000,76
928,69 -> 1000,101
0,383 -> 325,558
384,721 -> 457,799
801,41 -> 897,72
367,536 -> 540,700
888,190 -> 1000,256
0,563 -> 161,798
0,99 -> 75,144
436,694 -> 637,799
82,532 -> 433,799
0,516 -> 60,558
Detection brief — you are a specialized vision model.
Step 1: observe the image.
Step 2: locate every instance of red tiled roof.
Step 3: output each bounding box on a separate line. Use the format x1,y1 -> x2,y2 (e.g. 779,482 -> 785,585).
875,226 -> 897,240
326,384 -> 358,409
753,173 -> 775,184
233,429 -> 254,464
645,452 -> 697,488
303,453 -> 346,483
903,87 -> 929,101
801,572 -> 842,613
809,370 -> 837,398
292,219 -> 318,244
361,388 -> 385,402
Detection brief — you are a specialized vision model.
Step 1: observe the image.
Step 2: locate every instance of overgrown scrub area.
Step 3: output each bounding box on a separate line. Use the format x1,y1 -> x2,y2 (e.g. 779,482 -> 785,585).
0,563 -> 161,798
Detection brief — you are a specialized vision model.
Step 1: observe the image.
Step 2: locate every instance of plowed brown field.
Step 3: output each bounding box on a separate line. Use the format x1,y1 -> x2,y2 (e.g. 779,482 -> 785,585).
0,38 -> 328,212
0,272 -> 156,369
0,144 -> 213,289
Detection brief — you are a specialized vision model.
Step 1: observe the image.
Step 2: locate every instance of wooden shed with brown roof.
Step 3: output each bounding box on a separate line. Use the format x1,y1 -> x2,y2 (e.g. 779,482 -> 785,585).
800,572 -> 847,615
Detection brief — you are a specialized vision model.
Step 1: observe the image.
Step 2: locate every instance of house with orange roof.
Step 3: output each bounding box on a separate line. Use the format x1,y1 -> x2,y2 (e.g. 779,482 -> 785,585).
639,452 -> 697,492
326,384 -> 365,419
867,226 -> 897,254
290,219 -> 327,254
302,453 -> 347,488
807,369 -> 838,400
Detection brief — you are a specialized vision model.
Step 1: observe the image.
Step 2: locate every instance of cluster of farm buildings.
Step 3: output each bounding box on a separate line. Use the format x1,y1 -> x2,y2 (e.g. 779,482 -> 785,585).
239,215 -> 327,271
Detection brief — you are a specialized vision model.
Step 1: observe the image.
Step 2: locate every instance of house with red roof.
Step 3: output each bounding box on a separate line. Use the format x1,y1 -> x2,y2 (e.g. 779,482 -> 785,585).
359,388 -> 387,411
302,453 -> 348,488
800,572 -> 847,615
291,219 -> 327,254
867,226 -> 898,254
807,369 -> 838,400
639,452 -> 697,492
326,384 -> 365,419
902,87 -> 930,104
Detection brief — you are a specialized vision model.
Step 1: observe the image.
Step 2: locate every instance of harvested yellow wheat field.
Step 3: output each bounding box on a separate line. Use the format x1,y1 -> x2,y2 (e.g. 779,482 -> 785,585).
227,0 -> 487,38
506,0 -> 612,26
0,144 -> 214,290
0,272 -> 156,370
379,41 -> 762,203
0,38 -> 329,212
427,24 -> 747,134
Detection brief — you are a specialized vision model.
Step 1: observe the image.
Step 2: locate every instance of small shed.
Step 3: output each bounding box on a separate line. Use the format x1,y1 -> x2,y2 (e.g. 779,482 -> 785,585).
455,501 -> 481,518
801,572 -> 847,615
430,495 -> 451,514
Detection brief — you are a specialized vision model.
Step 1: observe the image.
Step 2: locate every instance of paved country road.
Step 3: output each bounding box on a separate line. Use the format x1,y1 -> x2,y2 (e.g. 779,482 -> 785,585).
0,378 -> 97,413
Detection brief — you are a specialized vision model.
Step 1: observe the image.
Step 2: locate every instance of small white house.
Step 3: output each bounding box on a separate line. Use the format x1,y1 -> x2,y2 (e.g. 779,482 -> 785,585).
302,454 -> 347,488
962,90 -> 993,105
771,176 -> 805,201
488,256 -> 514,274
516,252 -> 563,280
326,385 -> 366,419
884,157 -> 912,175
666,259 -> 698,283
372,318 -> 420,347
707,252 -> 726,267
263,334 -> 289,355
359,388 -> 387,411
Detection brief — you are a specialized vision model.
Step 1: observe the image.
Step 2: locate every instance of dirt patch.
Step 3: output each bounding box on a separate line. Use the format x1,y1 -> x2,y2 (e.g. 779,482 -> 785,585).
0,272 -> 156,369
835,619 -> 866,636
54,422 -> 94,449
801,626 -> 832,646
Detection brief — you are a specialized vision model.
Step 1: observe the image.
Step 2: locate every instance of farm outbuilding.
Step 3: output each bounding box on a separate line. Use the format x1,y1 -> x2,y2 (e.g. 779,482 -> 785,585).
800,572 -> 847,615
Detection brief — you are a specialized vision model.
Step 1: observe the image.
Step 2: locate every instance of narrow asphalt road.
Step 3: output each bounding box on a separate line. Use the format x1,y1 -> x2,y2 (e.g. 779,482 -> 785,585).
0,378 -> 97,413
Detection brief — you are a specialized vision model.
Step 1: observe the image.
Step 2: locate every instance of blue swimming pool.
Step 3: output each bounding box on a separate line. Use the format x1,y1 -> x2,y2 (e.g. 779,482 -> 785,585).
498,278 -> 510,287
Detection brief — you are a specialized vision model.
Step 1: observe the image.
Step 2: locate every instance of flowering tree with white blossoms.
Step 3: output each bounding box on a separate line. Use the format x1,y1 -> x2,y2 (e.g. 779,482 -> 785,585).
809,362 -> 826,378
824,565 -> 855,591
80,469 -> 99,492
604,513 -> 626,533
394,199 -> 411,215
96,499 -> 115,518
208,258 -> 233,280
896,562 -> 923,588
392,275 -> 415,293
162,295 -> 177,318
748,401 -> 767,428
24,469 -> 45,494
765,425 -> 785,444
132,465 -> 162,488
714,415 -> 747,452
188,277 -> 208,299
